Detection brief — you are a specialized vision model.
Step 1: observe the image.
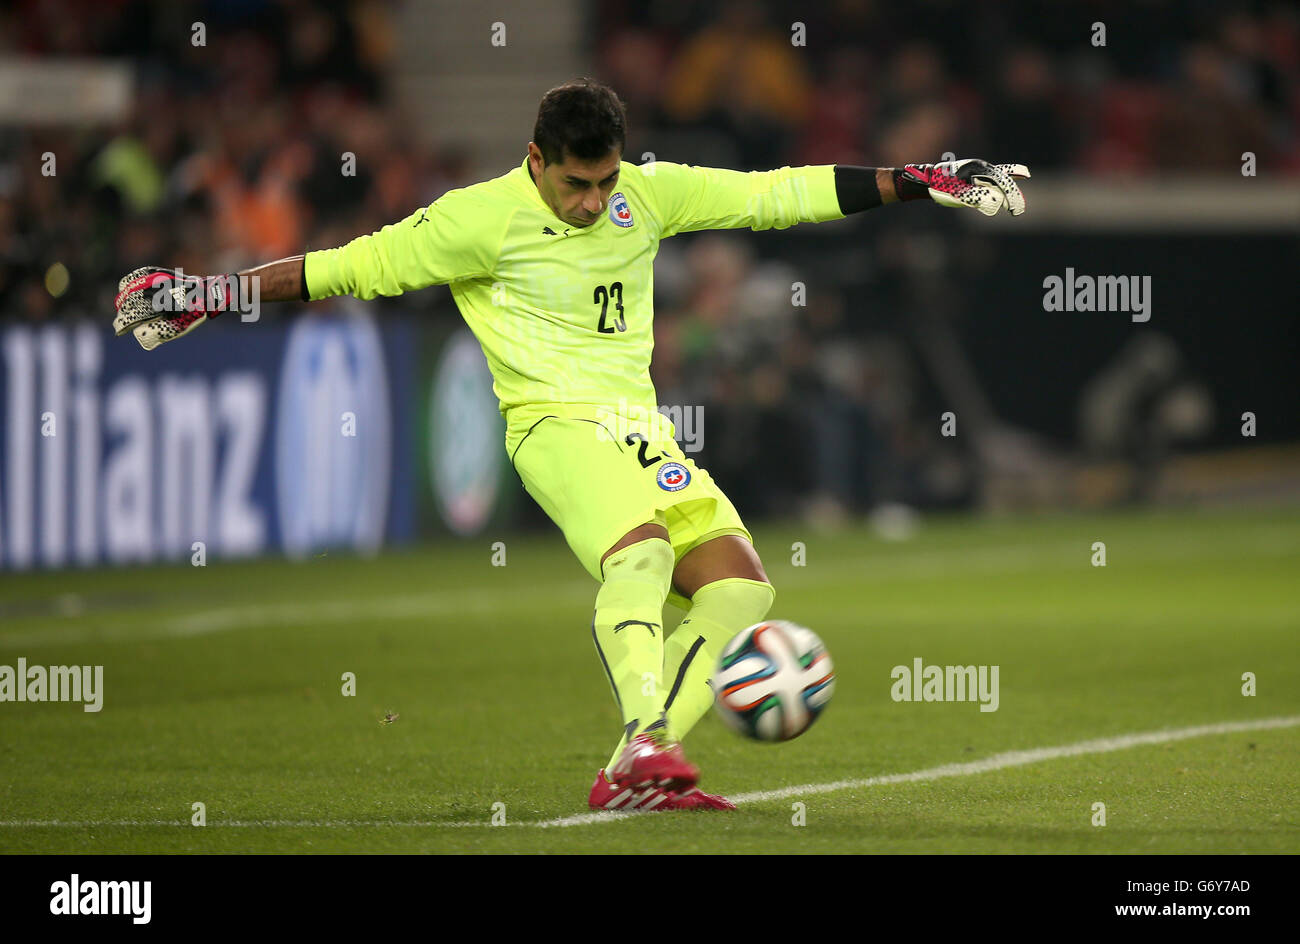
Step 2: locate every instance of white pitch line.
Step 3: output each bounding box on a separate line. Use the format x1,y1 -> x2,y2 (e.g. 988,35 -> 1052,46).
2,715 -> 1295,831
529,715 -> 1300,828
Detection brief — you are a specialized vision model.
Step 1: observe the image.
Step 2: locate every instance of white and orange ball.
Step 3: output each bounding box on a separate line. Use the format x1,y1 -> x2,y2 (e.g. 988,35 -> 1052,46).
711,621 -> 835,741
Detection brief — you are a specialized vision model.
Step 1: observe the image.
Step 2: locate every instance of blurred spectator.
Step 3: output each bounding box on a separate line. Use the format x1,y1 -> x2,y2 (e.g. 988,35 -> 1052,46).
987,46 -> 1068,170
792,47 -> 876,166
660,1 -> 814,167
1079,333 -> 1214,502
874,42 -> 954,129
1154,43 -> 1273,172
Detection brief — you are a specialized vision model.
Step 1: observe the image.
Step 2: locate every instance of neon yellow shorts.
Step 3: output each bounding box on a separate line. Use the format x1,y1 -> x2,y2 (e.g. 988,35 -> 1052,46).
507,402 -> 750,610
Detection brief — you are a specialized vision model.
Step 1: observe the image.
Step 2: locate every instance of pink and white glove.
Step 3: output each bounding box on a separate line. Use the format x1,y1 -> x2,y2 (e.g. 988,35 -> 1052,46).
113,267 -> 238,350
895,160 -> 1031,217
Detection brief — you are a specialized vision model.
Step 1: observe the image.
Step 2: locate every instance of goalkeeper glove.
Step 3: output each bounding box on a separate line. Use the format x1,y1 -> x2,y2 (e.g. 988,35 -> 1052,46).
113,267 -> 242,350
894,160 -> 1031,217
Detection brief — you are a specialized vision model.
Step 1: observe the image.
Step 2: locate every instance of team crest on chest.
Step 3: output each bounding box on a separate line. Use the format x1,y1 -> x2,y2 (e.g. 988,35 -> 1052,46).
609,192 -> 634,228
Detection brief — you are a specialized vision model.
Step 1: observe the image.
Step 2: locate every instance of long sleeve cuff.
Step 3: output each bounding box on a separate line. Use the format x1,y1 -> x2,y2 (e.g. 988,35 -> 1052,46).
302,248 -> 336,301
833,165 -> 883,214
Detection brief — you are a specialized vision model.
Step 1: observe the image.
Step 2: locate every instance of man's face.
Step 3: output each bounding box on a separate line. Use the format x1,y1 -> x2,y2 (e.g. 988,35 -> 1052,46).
527,143 -> 621,228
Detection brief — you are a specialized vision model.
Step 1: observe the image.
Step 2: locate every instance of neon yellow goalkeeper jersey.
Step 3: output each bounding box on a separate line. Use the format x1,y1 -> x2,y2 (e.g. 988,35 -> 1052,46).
304,156 -> 843,417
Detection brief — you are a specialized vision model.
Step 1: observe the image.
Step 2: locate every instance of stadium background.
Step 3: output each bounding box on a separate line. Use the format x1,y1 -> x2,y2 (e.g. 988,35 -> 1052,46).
0,0 -> 1298,862
0,0 -> 1297,562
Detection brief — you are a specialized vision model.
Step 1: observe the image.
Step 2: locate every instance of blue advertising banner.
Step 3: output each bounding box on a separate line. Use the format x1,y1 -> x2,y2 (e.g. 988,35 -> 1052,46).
0,303 -> 415,570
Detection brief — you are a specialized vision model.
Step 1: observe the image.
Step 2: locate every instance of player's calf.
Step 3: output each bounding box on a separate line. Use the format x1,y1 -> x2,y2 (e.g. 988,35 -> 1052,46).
662,576 -> 777,743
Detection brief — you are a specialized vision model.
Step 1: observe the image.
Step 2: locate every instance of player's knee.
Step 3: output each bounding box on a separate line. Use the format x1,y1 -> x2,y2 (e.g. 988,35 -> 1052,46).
600,535 -> 675,589
601,519 -> 669,569
690,577 -> 775,625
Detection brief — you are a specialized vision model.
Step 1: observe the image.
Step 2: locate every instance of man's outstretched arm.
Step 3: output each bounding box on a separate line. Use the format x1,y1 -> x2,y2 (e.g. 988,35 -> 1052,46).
114,185 -> 500,350
646,159 -> 1030,237
833,161 -> 1031,216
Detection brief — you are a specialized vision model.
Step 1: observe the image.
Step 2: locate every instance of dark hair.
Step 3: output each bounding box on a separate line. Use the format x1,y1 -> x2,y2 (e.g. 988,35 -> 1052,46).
533,78 -> 627,165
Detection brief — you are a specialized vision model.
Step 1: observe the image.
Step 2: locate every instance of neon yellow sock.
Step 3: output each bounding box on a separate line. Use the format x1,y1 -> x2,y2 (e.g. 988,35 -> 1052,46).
662,577 -> 776,743
591,537 -> 675,770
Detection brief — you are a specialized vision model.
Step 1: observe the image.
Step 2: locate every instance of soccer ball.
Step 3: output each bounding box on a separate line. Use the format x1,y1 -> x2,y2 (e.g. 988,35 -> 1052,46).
711,620 -> 835,741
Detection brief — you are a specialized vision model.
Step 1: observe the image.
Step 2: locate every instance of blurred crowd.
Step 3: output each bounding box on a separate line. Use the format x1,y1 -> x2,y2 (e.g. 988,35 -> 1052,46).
607,0 -> 1299,518
0,0 -> 472,322
598,0 -> 1300,175
1,0 -> 1293,520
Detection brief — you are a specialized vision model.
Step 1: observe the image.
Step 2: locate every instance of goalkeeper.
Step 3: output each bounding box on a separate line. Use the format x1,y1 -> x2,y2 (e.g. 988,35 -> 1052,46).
114,78 -> 1029,813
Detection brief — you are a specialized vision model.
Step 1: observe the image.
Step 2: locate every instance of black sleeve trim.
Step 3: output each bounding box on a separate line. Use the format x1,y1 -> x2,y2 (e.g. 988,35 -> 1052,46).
833,165 -> 883,214
300,260 -> 310,302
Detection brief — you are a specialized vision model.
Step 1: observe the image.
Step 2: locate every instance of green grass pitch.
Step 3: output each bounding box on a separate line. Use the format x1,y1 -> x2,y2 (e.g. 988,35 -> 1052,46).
1,505 -> 1297,853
